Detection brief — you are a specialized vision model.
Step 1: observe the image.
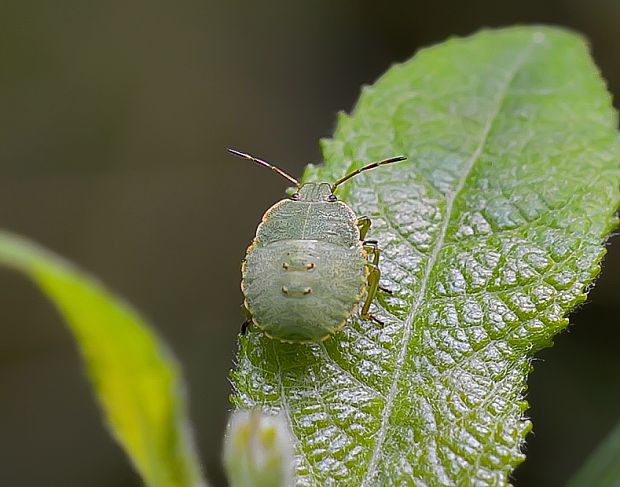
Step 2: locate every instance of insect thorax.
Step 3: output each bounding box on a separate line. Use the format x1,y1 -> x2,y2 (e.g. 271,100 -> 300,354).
255,196 -> 359,247
296,182 -> 333,202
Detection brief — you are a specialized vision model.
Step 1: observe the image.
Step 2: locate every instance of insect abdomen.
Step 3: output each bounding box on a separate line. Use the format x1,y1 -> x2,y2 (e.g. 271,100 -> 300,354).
242,239 -> 366,342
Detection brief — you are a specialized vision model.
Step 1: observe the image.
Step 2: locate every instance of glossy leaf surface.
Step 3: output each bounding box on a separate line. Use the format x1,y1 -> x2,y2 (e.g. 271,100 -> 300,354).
232,26 -> 620,485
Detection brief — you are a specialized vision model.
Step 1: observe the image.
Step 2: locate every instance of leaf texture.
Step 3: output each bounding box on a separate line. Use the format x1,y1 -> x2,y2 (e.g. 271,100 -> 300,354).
0,231 -> 207,487
232,26 -> 620,485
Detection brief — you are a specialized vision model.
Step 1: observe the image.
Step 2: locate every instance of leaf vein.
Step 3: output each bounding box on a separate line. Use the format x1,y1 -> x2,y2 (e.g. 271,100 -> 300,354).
273,344 -> 320,485
360,36 -> 540,486
319,343 -> 386,400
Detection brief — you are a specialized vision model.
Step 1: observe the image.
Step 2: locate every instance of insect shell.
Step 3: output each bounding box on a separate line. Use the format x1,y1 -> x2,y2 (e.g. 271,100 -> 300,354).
229,149 -> 406,344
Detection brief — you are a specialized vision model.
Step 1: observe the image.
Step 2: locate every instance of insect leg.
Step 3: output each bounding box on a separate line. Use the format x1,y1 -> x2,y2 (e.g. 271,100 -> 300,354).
364,240 -> 380,265
379,285 -> 393,295
361,263 -> 383,326
240,303 -> 253,335
357,216 -> 372,240
361,241 -> 385,326
364,240 -> 392,294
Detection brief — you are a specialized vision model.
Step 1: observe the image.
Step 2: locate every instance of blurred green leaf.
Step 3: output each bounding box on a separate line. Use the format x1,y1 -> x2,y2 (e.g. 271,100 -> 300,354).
0,231 -> 207,487
567,420 -> 620,487
232,26 -> 620,485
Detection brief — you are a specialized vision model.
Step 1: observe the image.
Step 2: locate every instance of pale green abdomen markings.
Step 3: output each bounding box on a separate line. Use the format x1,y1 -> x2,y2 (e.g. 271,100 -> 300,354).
242,239 -> 367,342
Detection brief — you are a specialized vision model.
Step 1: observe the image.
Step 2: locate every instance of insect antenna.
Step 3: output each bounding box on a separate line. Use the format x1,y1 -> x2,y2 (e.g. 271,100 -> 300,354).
227,148 -> 300,186
331,155 -> 407,192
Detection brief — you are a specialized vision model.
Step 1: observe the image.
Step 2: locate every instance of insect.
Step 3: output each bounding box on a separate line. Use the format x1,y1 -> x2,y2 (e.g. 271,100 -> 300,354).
230,148 -> 406,343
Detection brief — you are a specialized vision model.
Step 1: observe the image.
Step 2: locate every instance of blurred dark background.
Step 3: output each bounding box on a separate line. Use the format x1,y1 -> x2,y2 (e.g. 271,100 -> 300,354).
0,1 -> 618,486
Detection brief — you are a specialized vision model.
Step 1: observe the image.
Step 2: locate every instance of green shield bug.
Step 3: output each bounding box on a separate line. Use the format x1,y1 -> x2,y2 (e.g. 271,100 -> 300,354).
230,148 -> 406,344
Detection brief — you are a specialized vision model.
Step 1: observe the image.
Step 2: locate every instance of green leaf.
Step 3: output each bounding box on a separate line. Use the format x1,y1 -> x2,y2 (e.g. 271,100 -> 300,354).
232,26 -> 620,485
0,231 -> 207,487
567,420 -> 620,487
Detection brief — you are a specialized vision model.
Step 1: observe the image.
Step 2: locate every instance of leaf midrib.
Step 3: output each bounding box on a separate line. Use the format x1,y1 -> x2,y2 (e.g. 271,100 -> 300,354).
360,35 -> 540,486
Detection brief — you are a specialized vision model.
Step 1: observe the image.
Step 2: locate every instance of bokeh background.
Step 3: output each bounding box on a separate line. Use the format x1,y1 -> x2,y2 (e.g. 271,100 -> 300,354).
1,1 -> 619,486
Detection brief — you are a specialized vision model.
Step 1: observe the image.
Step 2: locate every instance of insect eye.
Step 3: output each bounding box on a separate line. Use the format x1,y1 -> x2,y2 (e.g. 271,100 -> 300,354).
291,193 -> 300,200
327,194 -> 337,202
